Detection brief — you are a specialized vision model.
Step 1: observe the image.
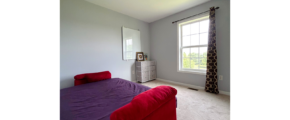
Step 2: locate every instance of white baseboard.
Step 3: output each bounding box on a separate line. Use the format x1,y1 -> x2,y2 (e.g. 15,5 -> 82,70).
156,78 -> 230,96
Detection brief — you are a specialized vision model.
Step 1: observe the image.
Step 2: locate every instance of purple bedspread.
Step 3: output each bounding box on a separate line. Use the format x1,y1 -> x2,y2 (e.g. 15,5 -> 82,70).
60,78 -> 151,120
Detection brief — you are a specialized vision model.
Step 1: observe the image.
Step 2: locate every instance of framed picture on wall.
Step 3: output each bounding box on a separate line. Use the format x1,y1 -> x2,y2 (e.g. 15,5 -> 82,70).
136,52 -> 144,61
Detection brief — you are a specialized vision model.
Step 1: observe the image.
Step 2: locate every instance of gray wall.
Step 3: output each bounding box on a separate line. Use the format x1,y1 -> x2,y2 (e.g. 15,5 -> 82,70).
149,0 -> 230,92
60,0 -> 150,89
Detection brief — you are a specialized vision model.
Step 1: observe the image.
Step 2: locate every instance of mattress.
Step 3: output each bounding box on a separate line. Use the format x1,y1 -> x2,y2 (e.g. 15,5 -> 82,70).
60,78 -> 151,120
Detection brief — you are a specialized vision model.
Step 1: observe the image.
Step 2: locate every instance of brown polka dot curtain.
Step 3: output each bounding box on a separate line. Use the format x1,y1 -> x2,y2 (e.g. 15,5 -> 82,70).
205,7 -> 219,94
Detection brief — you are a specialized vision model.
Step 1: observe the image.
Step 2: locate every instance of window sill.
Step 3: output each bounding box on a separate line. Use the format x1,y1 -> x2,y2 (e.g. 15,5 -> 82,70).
177,70 -> 206,75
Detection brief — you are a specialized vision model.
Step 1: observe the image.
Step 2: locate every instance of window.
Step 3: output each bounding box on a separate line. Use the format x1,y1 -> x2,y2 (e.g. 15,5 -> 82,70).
178,16 -> 209,74
124,39 -> 133,59
122,27 -> 141,60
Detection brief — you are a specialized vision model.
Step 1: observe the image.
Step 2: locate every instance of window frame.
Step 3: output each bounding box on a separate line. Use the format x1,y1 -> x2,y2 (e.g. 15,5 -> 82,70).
177,15 -> 209,75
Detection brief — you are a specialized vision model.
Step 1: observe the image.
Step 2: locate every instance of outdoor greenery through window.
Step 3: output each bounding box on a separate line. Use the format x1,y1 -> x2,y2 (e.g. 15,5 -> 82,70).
179,17 -> 209,71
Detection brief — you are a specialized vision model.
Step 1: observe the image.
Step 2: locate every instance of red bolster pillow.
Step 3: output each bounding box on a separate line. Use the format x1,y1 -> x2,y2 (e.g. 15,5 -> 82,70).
86,71 -> 111,83
110,85 -> 177,120
74,71 -> 111,81
74,79 -> 87,86
74,74 -> 86,80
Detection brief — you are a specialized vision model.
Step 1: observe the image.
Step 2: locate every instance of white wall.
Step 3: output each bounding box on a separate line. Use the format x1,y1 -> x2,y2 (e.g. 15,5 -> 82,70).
149,0 -> 230,92
60,0 -> 150,89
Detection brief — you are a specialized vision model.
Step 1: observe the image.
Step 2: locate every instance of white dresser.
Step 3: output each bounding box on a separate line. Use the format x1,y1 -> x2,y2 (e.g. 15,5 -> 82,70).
135,61 -> 156,83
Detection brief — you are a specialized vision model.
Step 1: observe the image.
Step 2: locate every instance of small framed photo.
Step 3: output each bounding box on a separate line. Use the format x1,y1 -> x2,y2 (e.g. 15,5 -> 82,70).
136,52 -> 144,61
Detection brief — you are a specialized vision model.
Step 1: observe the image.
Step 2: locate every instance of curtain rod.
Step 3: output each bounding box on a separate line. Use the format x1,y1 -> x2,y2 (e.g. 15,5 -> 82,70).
172,7 -> 219,24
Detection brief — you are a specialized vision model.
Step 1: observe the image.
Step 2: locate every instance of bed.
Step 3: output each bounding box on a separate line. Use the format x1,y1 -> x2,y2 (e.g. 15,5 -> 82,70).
60,71 -> 177,120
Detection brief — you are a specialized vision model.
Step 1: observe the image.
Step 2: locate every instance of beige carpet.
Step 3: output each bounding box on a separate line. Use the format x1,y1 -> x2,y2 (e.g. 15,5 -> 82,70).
138,79 -> 230,120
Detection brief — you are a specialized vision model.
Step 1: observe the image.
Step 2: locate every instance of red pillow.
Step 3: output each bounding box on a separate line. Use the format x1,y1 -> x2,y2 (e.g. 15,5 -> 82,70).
74,74 -> 86,80
86,71 -> 111,83
110,86 -> 177,120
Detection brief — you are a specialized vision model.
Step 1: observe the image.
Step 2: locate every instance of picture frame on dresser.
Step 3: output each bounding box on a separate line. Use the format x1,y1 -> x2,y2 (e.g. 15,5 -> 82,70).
136,52 -> 144,61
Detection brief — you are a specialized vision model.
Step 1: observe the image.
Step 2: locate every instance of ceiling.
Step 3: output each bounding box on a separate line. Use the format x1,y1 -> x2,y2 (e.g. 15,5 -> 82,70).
85,0 -> 210,23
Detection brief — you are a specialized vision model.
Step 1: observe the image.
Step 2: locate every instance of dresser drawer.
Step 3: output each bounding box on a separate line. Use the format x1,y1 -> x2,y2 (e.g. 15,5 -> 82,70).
136,71 -> 149,82
142,75 -> 149,81
136,61 -> 154,66
136,66 -> 150,72
137,76 -> 149,82
136,61 -> 149,67
149,69 -> 156,74
141,61 -> 150,66
136,71 -> 149,77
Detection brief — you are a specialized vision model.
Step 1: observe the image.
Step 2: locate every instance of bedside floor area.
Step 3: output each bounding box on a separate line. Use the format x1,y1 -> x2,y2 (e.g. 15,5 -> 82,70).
139,79 -> 230,120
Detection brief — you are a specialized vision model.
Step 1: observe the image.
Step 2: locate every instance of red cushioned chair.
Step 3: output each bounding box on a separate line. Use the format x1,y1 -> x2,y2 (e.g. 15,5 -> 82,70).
111,85 -> 177,120
74,71 -> 111,86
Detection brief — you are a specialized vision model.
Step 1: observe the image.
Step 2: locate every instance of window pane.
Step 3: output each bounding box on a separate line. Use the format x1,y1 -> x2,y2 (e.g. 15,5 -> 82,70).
190,58 -> 199,69
190,34 -> 199,45
199,47 -> 207,58
182,36 -> 190,46
182,58 -> 190,68
126,39 -> 132,51
190,48 -> 198,58
199,58 -> 207,69
190,22 -> 199,34
200,33 -> 208,45
182,48 -> 190,57
200,20 -> 209,33
182,24 -> 190,36
126,39 -> 132,45
126,51 -> 132,59
127,45 -> 132,51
